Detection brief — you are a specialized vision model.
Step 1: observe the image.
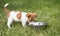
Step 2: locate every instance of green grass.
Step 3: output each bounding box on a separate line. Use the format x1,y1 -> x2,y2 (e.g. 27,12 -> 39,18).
0,0 -> 60,36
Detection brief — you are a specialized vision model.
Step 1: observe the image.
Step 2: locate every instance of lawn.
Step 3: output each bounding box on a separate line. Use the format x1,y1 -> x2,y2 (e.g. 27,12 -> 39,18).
0,0 -> 60,36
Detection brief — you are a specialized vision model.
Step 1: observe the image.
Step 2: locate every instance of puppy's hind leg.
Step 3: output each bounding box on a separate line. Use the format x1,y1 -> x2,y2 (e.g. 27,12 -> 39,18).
7,18 -> 13,28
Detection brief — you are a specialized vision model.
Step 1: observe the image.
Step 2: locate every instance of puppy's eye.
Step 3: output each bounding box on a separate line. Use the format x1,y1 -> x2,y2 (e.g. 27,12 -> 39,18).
28,15 -> 31,18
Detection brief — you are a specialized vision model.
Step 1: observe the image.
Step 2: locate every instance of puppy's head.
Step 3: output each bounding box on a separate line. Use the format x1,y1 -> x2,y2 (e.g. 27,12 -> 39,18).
27,13 -> 37,22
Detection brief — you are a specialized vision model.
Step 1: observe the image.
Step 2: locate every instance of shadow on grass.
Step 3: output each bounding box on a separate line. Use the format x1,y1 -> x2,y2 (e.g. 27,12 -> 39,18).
28,24 -> 49,33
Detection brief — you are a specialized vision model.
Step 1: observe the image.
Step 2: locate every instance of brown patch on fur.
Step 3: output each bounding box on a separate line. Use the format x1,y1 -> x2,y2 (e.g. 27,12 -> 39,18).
16,12 -> 21,19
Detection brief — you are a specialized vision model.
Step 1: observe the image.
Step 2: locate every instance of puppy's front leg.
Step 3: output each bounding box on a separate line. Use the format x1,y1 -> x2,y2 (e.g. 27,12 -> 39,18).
22,21 -> 27,27
7,18 -> 13,28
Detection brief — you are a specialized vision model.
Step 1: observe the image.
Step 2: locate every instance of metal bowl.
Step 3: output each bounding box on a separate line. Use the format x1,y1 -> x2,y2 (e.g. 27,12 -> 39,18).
29,22 -> 47,26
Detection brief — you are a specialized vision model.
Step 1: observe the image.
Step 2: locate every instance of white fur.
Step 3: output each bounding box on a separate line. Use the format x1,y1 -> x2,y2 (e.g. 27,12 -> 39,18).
7,11 -> 28,28
4,3 -> 9,7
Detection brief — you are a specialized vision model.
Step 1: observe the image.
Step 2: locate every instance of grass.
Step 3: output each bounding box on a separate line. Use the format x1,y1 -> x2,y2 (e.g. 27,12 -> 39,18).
0,0 -> 60,36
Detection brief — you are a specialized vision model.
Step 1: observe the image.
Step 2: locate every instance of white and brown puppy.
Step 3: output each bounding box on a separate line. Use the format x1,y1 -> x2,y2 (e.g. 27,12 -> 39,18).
4,3 -> 37,28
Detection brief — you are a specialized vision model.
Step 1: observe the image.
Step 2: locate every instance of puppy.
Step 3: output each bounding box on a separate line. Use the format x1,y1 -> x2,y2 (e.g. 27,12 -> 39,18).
4,3 -> 37,28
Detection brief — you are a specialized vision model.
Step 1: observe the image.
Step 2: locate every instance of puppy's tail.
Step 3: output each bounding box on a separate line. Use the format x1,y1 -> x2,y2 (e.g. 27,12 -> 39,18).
4,3 -> 10,14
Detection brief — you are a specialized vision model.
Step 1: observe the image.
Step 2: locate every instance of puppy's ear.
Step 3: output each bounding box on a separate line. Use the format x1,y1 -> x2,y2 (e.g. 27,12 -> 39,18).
33,13 -> 37,17
26,13 -> 31,18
